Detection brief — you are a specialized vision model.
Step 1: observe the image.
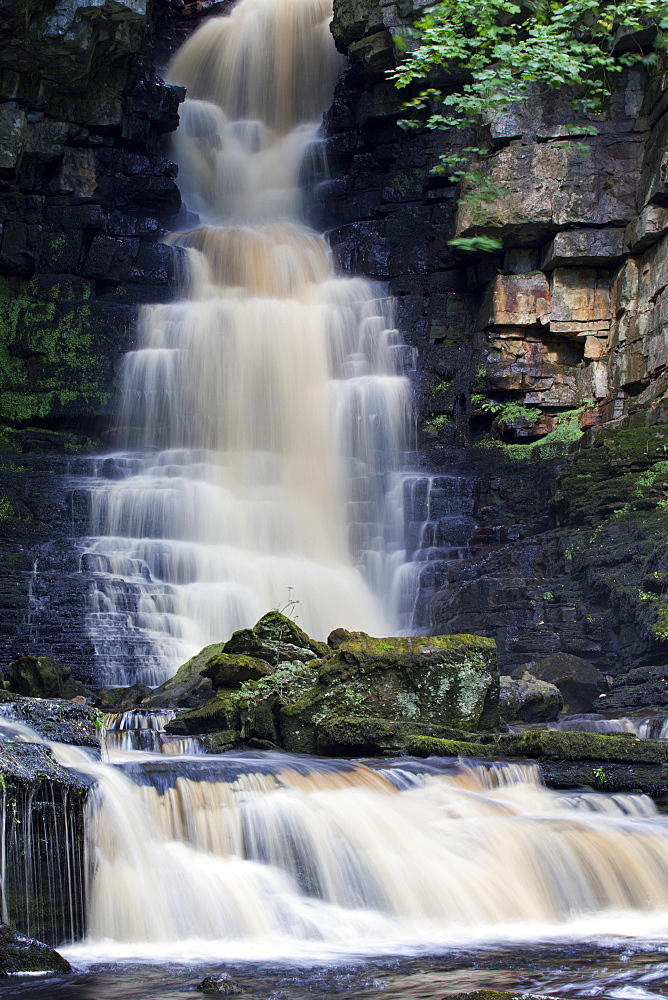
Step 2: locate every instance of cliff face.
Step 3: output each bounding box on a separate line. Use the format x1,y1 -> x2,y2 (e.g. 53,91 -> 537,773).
328,0 -> 668,705
0,0 -> 196,677
1,0 -> 668,705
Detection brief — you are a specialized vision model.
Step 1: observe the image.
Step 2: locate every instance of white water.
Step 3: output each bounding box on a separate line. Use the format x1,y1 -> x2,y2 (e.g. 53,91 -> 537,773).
82,0 -> 415,688
52,741 -> 668,959
5,716 -> 668,961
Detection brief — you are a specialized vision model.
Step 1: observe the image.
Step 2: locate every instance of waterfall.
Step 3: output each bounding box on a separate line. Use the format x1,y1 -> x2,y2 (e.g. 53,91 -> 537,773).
82,0 -> 414,688
3,716 -> 668,959
58,746 -> 668,959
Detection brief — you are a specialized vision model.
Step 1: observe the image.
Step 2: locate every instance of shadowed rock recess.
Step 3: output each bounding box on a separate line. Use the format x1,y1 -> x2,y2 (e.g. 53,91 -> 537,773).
0,0 -> 668,704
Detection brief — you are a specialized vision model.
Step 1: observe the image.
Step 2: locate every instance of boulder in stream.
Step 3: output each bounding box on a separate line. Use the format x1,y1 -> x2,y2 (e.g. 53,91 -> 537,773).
280,633 -> 499,752
195,973 -> 243,994
523,652 -> 607,712
164,617 -> 499,754
499,671 -> 563,723
6,655 -> 88,701
0,922 -> 71,976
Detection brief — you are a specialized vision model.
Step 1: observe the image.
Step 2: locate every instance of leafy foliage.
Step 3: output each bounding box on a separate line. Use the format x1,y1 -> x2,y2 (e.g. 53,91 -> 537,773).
390,0 -> 668,249
479,399 -> 542,423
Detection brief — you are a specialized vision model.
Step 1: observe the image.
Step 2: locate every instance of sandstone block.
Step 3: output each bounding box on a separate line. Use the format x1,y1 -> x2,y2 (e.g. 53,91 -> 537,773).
625,205 -> 668,252
542,228 -> 626,269
550,268 -> 612,331
483,273 -> 551,327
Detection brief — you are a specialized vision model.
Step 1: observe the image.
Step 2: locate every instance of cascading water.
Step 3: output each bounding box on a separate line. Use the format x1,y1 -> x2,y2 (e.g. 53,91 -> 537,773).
4,712 -> 668,982
82,0 -> 415,688
3,719 -> 668,963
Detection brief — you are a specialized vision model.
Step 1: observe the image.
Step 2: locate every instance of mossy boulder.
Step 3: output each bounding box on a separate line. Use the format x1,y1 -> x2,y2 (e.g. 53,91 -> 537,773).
0,922 -> 71,976
93,683 -> 151,711
165,690 -> 243,736
499,671 -> 563,723
6,655 -> 87,701
202,653 -> 272,689
314,715 -> 479,756
224,611 -> 329,665
525,652 -> 607,712
280,633 -> 498,753
144,643 -> 223,709
149,613 -> 332,712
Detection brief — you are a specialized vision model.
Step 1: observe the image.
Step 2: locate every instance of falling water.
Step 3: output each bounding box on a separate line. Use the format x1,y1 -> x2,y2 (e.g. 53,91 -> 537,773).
103,710 -> 204,754
57,745 -> 668,959
82,0 -> 415,688
3,716 -> 668,962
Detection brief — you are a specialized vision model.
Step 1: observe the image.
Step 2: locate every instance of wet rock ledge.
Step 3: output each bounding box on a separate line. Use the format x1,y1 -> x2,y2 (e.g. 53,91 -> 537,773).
125,611 -> 668,803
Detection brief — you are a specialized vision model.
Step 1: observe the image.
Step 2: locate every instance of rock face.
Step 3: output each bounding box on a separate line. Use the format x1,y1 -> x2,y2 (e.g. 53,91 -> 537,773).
0,0 -> 197,680
499,672 -> 563,724
0,704 -> 93,945
327,0 -> 668,700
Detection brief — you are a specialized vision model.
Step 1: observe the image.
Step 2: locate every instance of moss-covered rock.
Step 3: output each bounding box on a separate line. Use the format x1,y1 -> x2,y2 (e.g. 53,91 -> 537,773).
0,922 -> 71,976
144,643 -> 222,709
224,611 -> 329,665
280,633 -> 498,753
93,683 -> 151,711
7,655 -> 87,701
202,653 -> 272,688
165,690 -> 242,736
162,620 -> 499,754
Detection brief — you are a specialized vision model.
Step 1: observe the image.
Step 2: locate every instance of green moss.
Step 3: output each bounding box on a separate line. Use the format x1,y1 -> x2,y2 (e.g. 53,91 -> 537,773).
0,497 -> 13,520
477,405 -> 589,461
398,728 -> 668,764
0,275 -> 109,424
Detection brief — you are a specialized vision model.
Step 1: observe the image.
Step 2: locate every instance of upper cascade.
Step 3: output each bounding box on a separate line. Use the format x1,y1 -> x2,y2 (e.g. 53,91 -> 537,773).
168,0 -> 341,134
167,0 -> 343,223
82,0 -> 414,686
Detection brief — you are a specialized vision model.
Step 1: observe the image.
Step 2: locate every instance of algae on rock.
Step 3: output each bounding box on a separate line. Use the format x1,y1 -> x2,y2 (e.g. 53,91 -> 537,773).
162,615 -> 499,754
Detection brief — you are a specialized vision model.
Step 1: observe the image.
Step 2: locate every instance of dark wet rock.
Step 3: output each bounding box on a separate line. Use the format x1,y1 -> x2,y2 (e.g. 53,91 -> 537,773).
0,739 -> 93,789
0,692 -> 98,747
0,922 -> 71,976
446,993 -> 559,1000
525,653 -> 608,713
7,655 -> 87,701
195,974 -> 243,994
203,653 -> 272,689
499,671 -> 563,723
93,683 -> 151,711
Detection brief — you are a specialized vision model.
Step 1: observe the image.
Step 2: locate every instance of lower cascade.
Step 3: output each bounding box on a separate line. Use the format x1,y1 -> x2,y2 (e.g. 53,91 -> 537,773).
5,717 -> 668,960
